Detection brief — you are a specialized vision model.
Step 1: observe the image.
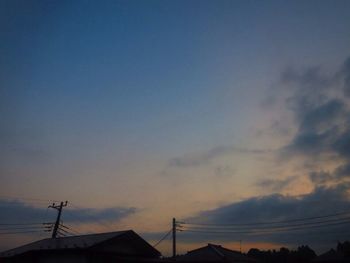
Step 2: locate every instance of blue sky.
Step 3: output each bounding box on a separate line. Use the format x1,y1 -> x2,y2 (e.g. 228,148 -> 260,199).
1,0 -> 350,255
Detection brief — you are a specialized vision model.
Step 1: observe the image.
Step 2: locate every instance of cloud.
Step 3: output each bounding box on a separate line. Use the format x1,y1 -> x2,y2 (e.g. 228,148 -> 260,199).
276,56 -> 350,188
332,130 -> 350,158
282,67 -> 332,120
339,57 -> 350,97
281,66 -> 332,92
168,146 -> 271,168
173,57 -> 350,250
64,206 -> 137,223
309,163 -> 350,186
297,99 -> 345,133
0,199 -> 136,225
283,128 -> 334,157
308,171 -> 332,185
334,163 -> 350,180
180,184 -> 350,249
0,200 -> 52,223
281,98 -> 347,158
214,165 -> 236,178
256,176 -> 298,192
188,184 -> 350,225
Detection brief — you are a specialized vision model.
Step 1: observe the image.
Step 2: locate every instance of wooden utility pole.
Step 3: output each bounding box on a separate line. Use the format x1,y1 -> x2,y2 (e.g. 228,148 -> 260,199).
172,218 -> 176,259
48,201 -> 68,238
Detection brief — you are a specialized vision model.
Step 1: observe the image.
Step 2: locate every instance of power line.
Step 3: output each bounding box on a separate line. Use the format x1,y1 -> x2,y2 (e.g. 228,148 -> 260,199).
0,226 -> 46,231
0,230 -> 44,235
181,216 -> 350,231
57,227 -> 74,236
182,211 -> 350,226
57,230 -> 68,237
38,206 -> 51,239
69,203 -> 111,229
63,210 -> 97,234
59,224 -> 81,235
0,195 -> 60,203
153,229 -> 172,248
67,203 -> 113,232
0,222 -> 45,226
181,220 -> 350,235
59,223 -> 81,235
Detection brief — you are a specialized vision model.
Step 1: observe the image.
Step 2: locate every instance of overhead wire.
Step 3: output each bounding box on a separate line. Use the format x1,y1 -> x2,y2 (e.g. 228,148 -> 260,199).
180,216 -> 350,231
60,224 -> 81,235
153,229 -> 172,248
0,230 -> 45,235
38,206 -> 51,238
0,196 -> 55,239
182,210 -> 350,226
177,211 -> 350,245
57,227 -> 74,236
0,222 -> 45,226
0,197 -> 110,237
180,220 -> 350,235
1,196 -> 117,235
63,209 -> 97,235
67,203 -> 114,233
0,226 -> 46,231
0,195 -> 60,203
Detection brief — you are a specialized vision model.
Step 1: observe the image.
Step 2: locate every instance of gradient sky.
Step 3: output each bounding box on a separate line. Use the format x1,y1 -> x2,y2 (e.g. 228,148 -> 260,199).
1,0 -> 350,256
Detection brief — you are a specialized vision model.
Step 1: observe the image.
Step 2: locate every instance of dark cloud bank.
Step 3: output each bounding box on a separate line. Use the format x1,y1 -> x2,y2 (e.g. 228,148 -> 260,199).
177,57 -> 350,251
183,184 -> 350,249
0,199 -> 136,224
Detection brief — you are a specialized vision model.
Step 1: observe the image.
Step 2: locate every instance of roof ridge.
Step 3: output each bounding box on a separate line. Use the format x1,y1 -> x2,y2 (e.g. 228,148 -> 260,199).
219,245 -> 241,254
53,229 -> 131,239
208,244 -> 225,258
0,230 -> 133,256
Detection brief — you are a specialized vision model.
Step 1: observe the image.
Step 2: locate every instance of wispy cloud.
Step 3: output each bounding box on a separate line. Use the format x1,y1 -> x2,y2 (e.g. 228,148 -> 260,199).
256,176 -> 298,192
274,56 -> 350,187
168,145 -> 271,168
64,206 -> 137,223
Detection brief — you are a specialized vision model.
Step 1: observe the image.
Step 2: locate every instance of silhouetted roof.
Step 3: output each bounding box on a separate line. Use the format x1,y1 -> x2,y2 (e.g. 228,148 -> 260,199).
0,230 -> 161,258
178,243 -> 256,262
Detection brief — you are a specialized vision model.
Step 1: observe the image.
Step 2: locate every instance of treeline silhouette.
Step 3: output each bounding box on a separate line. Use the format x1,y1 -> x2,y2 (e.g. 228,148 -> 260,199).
247,241 -> 350,263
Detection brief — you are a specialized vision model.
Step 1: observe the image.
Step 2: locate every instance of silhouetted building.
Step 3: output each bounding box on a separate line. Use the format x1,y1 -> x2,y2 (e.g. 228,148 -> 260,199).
0,230 -> 161,263
177,243 -> 256,263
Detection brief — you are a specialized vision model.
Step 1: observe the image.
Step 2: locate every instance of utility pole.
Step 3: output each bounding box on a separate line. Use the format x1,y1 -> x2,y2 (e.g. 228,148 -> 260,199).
172,218 -> 176,259
48,201 -> 68,238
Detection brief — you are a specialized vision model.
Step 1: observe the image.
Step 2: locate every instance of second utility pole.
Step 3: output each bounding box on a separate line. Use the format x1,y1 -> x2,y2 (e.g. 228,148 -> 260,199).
49,201 -> 68,238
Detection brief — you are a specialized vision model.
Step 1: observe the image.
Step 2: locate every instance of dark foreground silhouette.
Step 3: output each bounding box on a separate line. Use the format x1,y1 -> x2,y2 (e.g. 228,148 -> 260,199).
247,241 -> 350,263
1,231 -> 350,263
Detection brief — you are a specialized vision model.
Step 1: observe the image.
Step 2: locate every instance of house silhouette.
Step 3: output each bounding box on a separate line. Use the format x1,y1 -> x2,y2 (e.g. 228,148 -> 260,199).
0,230 -> 161,263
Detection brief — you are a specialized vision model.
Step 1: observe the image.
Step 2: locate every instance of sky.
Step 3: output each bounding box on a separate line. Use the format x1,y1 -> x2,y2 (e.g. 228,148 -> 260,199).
1,0 -> 350,256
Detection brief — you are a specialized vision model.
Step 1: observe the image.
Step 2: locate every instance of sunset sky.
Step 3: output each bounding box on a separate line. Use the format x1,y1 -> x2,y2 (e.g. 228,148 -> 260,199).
1,0 -> 350,256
